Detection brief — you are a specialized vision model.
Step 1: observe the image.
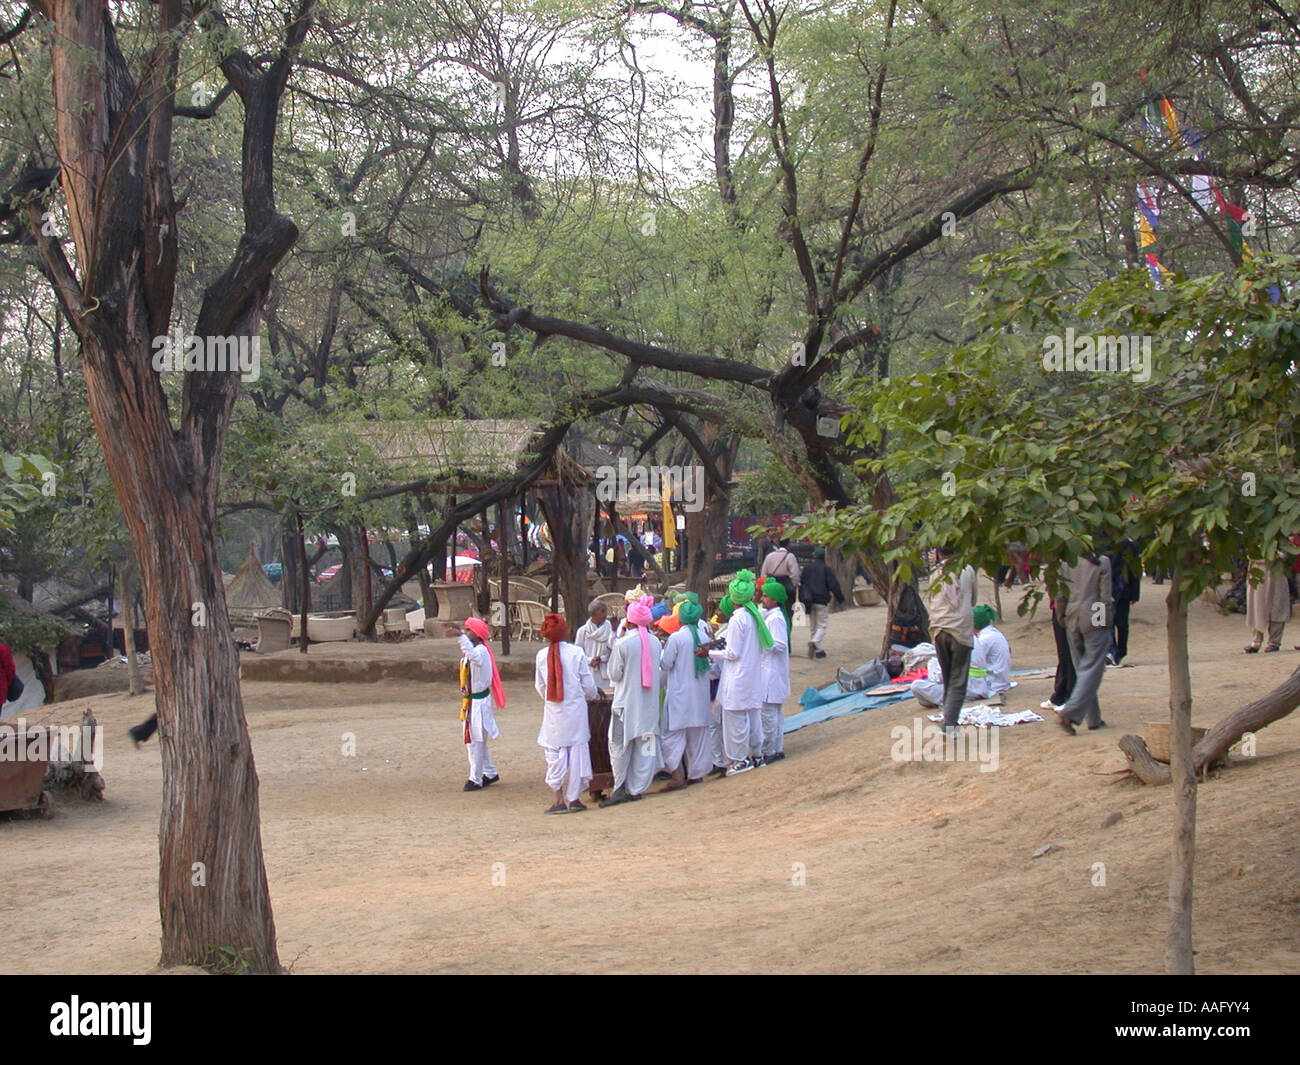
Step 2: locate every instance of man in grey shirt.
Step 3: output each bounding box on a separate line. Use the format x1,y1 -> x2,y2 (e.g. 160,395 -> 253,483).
1055,554 -> 1113,734
925,546 -> 977,730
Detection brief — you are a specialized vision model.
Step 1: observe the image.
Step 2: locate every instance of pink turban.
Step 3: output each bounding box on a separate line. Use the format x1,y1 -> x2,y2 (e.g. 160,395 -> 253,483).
625,595 -> 655,688
463,616 -> 506,708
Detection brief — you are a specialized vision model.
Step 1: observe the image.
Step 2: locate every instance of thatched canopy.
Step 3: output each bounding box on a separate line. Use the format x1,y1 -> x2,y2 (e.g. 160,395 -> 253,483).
226,544 -> 280,623
345,419 -> 538,491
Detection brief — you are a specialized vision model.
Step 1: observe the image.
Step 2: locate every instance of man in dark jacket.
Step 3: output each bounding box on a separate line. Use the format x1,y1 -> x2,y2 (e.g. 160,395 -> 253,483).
1106,538 -> 1142,665
799,547 -> 845,658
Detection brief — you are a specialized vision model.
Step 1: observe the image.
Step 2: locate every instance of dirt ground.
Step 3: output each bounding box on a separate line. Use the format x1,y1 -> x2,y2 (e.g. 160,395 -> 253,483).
4,575 -> 1298,974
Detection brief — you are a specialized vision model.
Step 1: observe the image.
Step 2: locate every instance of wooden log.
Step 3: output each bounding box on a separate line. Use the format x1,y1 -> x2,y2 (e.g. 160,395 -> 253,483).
1119,733 -> 1173,786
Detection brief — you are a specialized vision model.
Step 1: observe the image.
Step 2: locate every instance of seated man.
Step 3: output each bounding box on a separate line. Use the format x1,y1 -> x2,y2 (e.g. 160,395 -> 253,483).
908,648 -> 944,709
967,604 -> 1012,705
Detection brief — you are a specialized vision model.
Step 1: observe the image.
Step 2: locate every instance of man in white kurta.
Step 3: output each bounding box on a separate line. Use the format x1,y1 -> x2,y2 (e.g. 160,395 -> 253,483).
535,615 -> 599,813
758,586 -> 791,761
967,606 -> 1012,703
603,597 -> 664,804
458,618 -> 502,791
659,601 -> 713,787
712,572 -> 769,774
1245,560 -> 1291,652
575,600 -> 616,688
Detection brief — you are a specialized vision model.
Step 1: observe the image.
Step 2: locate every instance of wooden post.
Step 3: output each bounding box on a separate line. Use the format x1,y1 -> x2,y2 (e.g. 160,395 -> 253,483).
499,498 -> 512,655
296,510 -> 310,654
520,497 -> 529,567
478,507 -> 491,619
607,501 -> 620,594
360,526 -> 373,635
1166,567 -> 1197,974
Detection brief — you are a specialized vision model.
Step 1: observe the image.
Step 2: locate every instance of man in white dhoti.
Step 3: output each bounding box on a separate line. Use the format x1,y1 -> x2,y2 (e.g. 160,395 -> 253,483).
711,571 -> 773,775
659,600 -> 714,788
1244,560 -> 1291,653
603,595 -> 664,806
967,604 -> 1012,704
575,600 -> 616,687
458,616 -> 504,791
758,580 -> 791,761
535,613 -> 599,813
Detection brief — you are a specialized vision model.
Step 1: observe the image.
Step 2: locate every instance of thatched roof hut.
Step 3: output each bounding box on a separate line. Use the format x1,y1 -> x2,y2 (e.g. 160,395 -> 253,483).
226,544 -> 280,625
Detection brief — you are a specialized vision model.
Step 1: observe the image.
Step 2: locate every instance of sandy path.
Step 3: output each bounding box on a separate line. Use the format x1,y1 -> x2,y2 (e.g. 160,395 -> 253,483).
3,577 -> 1298,973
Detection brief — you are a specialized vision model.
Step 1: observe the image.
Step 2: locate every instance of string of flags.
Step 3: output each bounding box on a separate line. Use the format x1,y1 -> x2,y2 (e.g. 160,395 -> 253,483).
1133,75 -> 1255,286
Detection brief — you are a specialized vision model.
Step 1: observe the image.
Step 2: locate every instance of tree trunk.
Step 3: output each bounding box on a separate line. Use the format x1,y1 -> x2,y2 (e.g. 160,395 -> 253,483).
280,510 -> 301,613
1165,574 -> 1196,975
26,0 -> 315,973
536,480 -> 594,635
121,558 -> 141,697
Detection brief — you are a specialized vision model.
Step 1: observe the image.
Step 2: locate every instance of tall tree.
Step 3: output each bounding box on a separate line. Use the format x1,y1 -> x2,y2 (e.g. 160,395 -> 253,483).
7,0 -> 316,971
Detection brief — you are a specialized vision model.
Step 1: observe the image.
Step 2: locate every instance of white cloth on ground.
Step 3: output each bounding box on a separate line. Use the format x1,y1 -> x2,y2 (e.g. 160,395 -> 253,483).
925,707 -> 1044,727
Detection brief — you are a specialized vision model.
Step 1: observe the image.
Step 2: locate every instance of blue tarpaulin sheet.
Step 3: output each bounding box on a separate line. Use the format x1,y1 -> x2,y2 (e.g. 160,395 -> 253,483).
783,670 -> 1041,734
782,682 -> 913,734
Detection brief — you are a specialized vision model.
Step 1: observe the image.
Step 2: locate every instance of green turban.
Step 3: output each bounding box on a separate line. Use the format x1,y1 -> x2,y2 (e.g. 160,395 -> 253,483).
761,580 -> 788,603
715,595 -> 735,620
728,569 -> 756,604
677,600 -> 709,676
973,604 -> 998,630
726,569 -> 773,649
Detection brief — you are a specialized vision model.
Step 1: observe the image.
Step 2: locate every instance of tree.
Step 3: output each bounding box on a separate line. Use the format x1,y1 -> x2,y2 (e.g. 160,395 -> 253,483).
806,231 -> 1300,974
4,0 -> 317,972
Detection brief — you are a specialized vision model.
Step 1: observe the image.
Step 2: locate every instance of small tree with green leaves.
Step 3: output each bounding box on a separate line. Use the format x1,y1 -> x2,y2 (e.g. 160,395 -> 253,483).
807,234 -> 1300,974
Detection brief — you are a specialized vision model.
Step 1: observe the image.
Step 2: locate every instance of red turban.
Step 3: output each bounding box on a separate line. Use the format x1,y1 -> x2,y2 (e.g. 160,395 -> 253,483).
541,613 -> 567,700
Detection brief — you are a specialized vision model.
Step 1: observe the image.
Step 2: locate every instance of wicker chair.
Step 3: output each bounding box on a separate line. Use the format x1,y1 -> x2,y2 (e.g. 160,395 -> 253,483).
596,592 -> 626,621
514,599 -> 548,640
254,609 -> 293,653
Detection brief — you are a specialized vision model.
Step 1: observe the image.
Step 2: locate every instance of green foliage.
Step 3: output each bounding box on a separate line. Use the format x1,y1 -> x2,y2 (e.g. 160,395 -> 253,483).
0,592 -> 69,658
808,238 -> 1300,606
0,452 -> 56,533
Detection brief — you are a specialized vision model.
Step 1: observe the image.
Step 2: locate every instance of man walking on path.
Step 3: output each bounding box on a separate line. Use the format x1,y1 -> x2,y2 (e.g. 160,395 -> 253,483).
925,547 -> 976,731
760,537 -> 800,603
1055,554 -> 1113,734
799,547 -> 845,659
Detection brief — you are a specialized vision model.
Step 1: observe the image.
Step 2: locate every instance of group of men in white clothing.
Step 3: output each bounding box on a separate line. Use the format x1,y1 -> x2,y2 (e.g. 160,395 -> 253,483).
909,603 -> 1013,711
457,568 -> 793,813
